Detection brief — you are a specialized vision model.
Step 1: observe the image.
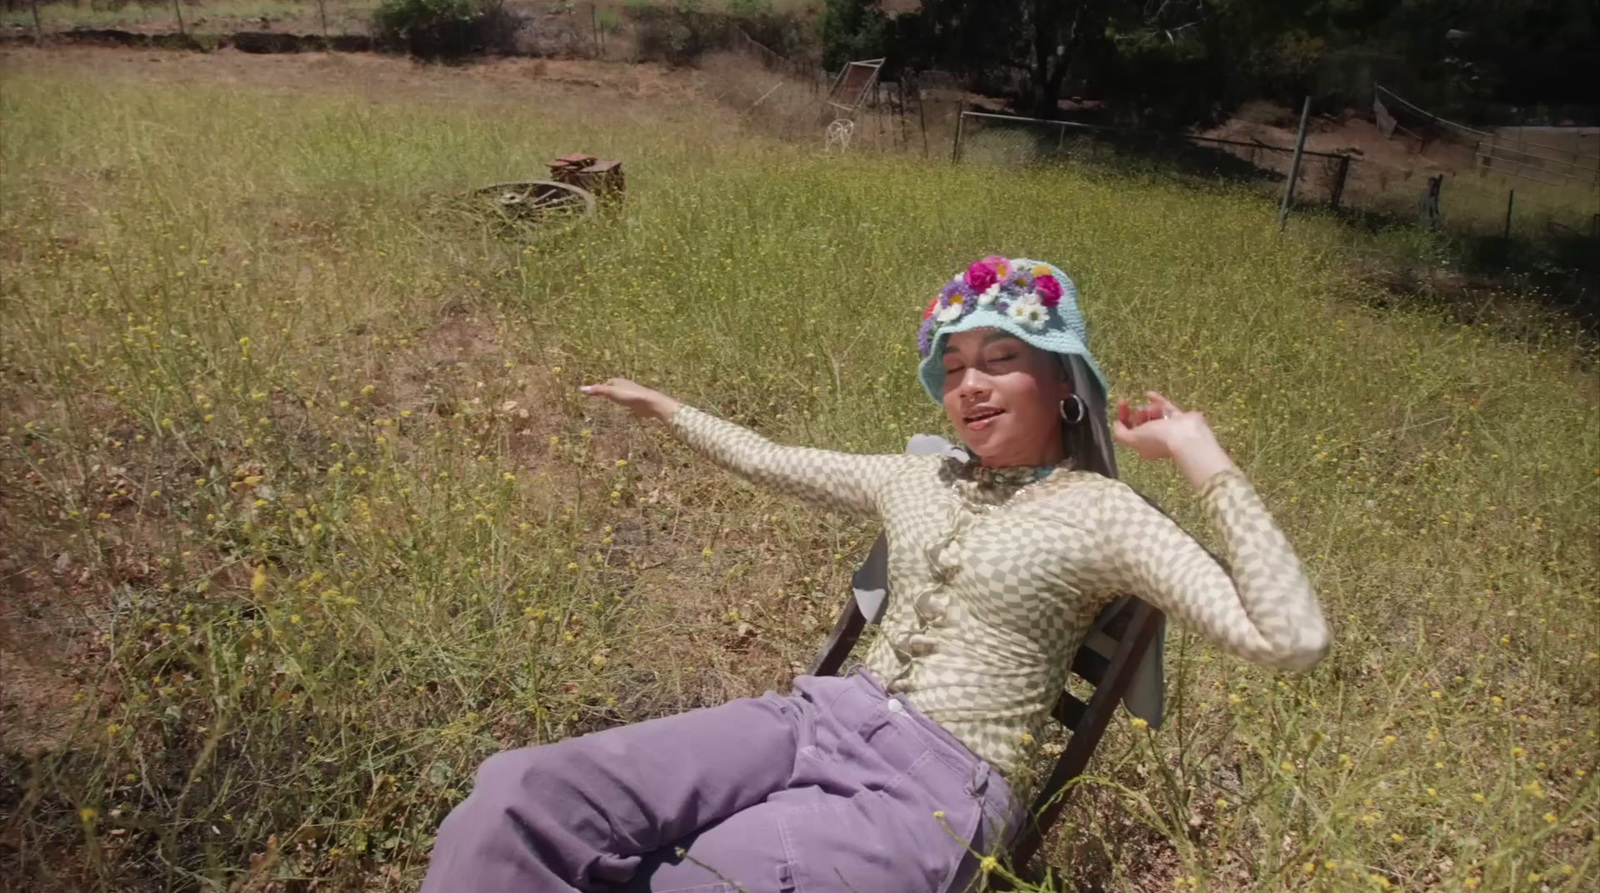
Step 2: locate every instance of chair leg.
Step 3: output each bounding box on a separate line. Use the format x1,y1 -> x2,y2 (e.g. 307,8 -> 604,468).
1006,602 -> 1163,873
806,597 -> 866,677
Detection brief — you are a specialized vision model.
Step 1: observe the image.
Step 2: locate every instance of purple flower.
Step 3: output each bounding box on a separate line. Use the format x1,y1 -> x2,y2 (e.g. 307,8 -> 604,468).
917,315 -> 935,357
940,278 -> 973,301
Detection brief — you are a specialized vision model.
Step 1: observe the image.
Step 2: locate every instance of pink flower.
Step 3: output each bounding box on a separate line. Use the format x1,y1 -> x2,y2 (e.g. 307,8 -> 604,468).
964,261 -> 998,292
1035,274 -> 1063,307
982,255 -> 1011,278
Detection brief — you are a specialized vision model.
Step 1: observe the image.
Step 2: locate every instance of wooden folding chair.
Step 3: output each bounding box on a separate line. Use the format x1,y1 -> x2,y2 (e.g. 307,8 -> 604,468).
806,437 -> 1167,876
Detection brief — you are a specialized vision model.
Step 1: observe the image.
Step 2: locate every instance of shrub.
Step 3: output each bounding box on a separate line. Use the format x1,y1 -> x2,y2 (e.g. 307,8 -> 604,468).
372,0 -> 520,59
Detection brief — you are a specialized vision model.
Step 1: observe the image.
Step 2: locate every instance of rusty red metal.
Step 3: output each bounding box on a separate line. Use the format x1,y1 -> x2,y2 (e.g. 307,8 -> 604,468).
550,154 -> 624,209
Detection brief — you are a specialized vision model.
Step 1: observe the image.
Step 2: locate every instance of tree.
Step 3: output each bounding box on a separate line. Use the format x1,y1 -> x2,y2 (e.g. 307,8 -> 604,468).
821,0 -> 888,71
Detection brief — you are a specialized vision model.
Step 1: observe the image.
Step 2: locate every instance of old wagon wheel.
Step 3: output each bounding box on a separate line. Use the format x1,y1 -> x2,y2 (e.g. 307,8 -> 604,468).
438,179 -> 597,245
474,179 -> 595,226
824,118 -> 855,152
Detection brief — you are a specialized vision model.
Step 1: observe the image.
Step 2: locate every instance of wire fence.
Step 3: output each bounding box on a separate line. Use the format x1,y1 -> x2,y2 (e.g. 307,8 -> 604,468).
952,110 -> 1355,208
1367,84 -> 1599,241
1375,85 -> 1599,189
951,107 -> 1600,243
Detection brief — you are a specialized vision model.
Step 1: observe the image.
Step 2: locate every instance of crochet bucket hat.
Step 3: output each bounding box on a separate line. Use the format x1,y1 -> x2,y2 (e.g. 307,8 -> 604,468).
917,256 -> 1108,405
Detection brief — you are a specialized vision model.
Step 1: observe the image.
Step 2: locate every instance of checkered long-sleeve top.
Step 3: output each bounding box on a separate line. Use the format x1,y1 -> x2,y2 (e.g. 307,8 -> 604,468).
670,407 -> 1330,778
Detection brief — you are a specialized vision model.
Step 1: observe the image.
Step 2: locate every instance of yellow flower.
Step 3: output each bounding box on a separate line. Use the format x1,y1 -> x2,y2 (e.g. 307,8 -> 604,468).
1543,811 -> 1557,824
1032,264 -> 1051,278
1131,717 -> 1149,731
251,566 -> 268,595
979,856 -> 998,873
79,808 -> 97,823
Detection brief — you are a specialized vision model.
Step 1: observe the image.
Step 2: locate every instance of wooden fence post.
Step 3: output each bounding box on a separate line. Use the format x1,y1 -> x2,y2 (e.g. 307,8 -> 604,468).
317,0 -> 328,39
1278,96 -> 1312,230
1330,154 -> 1351,209
172,0 -> 185,35
1504,189 -> 1515,239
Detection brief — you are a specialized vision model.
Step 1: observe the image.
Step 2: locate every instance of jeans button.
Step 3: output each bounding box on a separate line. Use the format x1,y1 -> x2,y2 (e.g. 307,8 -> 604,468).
887,698 -> 904,714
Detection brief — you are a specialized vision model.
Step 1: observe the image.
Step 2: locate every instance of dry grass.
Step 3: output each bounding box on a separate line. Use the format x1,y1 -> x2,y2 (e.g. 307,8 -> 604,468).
2,46 -> 1597,893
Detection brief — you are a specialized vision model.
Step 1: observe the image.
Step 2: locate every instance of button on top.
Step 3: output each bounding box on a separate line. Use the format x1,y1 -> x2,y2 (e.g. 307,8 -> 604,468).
887,698 -> 904,714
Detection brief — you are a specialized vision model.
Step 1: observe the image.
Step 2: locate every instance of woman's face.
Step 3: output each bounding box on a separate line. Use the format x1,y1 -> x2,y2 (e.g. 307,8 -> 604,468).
940,329 -> 1073,466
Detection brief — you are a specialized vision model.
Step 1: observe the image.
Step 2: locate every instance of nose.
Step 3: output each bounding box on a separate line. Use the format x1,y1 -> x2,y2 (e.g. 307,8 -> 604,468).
951,366 -> 991,403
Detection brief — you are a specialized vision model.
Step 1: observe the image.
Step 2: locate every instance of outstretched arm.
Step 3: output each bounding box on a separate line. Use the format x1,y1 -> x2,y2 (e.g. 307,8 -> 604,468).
1103,392 -> 1330,670
581,378 -> 898,517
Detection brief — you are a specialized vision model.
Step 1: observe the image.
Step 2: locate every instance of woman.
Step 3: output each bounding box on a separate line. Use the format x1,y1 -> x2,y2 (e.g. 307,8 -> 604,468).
422,256 -> 1330,893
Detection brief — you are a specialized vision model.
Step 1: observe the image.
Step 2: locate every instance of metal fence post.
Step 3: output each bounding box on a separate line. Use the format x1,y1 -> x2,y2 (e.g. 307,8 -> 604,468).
952,103 -> 966,164
1278,96 -> 1312,230
916,76 -> 929,159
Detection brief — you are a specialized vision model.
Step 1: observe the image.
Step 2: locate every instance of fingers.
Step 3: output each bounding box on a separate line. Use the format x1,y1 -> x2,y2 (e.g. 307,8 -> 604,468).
1146,390 -> 1181,415
1116,398 -> 1135,429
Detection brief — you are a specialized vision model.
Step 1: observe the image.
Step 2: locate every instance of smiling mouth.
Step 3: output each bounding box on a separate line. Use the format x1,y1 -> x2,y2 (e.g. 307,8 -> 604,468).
964,407 -> 1004,425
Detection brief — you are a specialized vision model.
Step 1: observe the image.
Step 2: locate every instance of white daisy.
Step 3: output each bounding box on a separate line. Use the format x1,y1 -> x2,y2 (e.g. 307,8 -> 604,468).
977,283 -> 1003,306
1009,294 -> 1048,330
936,299 -> 965,323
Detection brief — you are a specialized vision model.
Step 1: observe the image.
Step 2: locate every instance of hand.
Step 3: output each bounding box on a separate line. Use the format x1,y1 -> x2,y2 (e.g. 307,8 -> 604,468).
1112,391 -> 1235,488
579,378 -> 681,421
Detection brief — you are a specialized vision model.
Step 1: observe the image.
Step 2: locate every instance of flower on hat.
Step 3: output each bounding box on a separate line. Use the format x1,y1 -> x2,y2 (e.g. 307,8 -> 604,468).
1009,294 -> 1049,330
917,315 -> 936,357
1035,274 -> 1063,308
964,261 -> 998,292
982,255 -> 1011,279
1031,264 -> 1052,278
936,296 -> 965,323
923,297 -> 940,321
976,283 -> 1003,306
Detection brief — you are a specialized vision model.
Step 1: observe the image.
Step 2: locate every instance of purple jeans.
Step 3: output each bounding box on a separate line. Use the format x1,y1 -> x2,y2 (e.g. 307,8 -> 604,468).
422,670 -> 1018,893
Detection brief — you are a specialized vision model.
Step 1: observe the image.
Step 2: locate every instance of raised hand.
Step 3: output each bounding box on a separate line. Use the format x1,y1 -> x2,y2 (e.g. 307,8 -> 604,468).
1112,390 -> 1236,488
579,378 -> 681,421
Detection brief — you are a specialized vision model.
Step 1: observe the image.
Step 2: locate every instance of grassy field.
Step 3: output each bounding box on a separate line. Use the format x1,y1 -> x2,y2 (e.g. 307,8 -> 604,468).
1,48 -> 1597,892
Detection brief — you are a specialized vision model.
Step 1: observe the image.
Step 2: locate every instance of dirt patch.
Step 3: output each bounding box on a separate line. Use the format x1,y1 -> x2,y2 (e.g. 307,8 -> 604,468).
0,45 -> 709,115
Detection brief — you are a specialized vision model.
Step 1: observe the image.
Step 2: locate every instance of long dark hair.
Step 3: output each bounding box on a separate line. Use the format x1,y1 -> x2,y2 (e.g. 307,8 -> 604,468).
1060,354 -> 1119,479
1060,354 -> 1231,572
